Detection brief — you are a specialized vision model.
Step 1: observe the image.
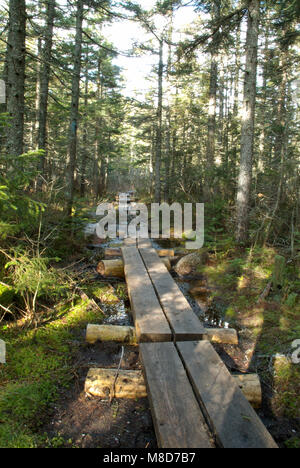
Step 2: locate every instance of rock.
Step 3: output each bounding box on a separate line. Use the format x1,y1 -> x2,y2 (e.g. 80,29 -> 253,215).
174,250 -> 208,277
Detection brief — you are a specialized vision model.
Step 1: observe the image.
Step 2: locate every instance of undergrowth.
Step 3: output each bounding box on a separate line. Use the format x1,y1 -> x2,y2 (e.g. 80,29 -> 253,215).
198,242 -> 300,421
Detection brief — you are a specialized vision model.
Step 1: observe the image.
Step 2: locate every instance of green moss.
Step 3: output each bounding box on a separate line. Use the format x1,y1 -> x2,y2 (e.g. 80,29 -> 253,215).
285,293 -> 298,307
0,292 -> 104,448
83,283 -> 122,305
0,423 -> 40,448
224,306 -> 236,319
0,381 -> 58,425
0,283 -> 15,307
285,437 -> 300,449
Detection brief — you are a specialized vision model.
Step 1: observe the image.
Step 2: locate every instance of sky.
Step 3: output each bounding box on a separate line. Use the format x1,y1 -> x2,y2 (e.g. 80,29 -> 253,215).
103,1 -> 198,98
0,0 -> 198,99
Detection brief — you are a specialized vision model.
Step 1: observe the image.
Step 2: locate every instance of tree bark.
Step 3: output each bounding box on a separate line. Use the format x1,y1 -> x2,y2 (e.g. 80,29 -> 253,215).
204,52 -> 217,201
85,368 -> 147,399
66,0 -> 84,215
80,49 -> 89,198
86,324 -> 137,345
6,0 -> 26,158
154,40 -> 164,203
235,0 -> 260,243
38,0 -> 56,184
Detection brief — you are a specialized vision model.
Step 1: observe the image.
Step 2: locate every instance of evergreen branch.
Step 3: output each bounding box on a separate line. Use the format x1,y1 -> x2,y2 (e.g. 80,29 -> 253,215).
179,5 -> 248,55
82,29 -> 136,58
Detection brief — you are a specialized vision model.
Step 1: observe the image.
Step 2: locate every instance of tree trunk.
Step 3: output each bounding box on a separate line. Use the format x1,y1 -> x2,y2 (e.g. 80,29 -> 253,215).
66,0 -> 84,215
94,55 -> 106,199
263,26 -> 290,243
80,50 -> 89,198
258,14 -> 270,173
6,0 -> 26,158
204,52 -> 217,201
154,39 -> 163,203
235,0 -> 260,243
33,36 -> 41,151
38,0 -> 56,185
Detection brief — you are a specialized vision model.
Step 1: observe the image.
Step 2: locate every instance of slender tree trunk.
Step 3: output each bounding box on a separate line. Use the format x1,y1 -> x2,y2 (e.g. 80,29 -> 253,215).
80,50 -> 89,198
94,56 -> 107,199
38,0 -> 56,185
33,36 -> 41,150
235,0 -> 260,243
154,39 -> 163,203
66,0 -> 84,215
264,34 -> 290,243
94,58 -> 101,198
231,23 -> 241,183
6,0 -> 26,158
258,15 -> 269,172
164,21 -> 173,203
149,125 -> 155,199
233,24 -> 241,117
204,52 -> 217,201
218,54 -> 225,148
204,1 -> 220,202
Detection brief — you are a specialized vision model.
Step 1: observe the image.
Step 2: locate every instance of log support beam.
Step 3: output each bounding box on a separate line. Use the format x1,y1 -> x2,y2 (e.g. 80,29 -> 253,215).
85,368 -> 262,408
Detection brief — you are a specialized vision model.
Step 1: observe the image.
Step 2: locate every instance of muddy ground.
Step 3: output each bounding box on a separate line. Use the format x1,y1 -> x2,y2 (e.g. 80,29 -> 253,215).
44,341 -> 156,448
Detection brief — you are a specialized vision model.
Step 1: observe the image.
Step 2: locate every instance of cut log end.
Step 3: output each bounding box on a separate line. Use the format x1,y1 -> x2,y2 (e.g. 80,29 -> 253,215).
203,328 -> 238,345
97,259 -> 125,278
232,374 -> 262,409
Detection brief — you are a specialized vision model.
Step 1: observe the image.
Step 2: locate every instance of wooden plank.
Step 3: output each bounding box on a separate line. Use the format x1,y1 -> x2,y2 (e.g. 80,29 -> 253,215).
139,248 -> 206,341
177,341 -> 278,449
121,247 -> 172,342
123,237 -> 136,246
140,342 -> 213,448
137,238 -> 152,248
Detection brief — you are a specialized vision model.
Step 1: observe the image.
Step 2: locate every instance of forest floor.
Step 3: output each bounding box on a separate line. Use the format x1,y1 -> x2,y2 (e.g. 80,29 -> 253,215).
0,240 -> 156,448
193,244 -> 300,448
0,204 -> 299,448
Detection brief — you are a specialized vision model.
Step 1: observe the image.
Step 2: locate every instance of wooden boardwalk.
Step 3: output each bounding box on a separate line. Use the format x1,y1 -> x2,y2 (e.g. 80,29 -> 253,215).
118,193 -> 278,448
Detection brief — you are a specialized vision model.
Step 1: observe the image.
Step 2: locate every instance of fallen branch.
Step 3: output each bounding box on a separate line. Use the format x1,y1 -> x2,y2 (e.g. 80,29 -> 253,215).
257,281 -> 272,303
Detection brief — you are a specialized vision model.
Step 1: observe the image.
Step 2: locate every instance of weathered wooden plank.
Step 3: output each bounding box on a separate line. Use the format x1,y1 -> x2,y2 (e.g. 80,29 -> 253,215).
105,247 -> 175,258
137,238 -> 152,248
139,248 -> 206,341
140,342 -> 213,448
121,247 -> 172,342
97,257 -> 171,278
123,237 -> 136,246
177,341 -> 278,449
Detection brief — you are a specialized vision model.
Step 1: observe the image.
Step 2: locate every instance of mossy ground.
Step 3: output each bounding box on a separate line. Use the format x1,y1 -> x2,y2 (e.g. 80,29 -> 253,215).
0,277 -> 128,448
198,245 -> 300,426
